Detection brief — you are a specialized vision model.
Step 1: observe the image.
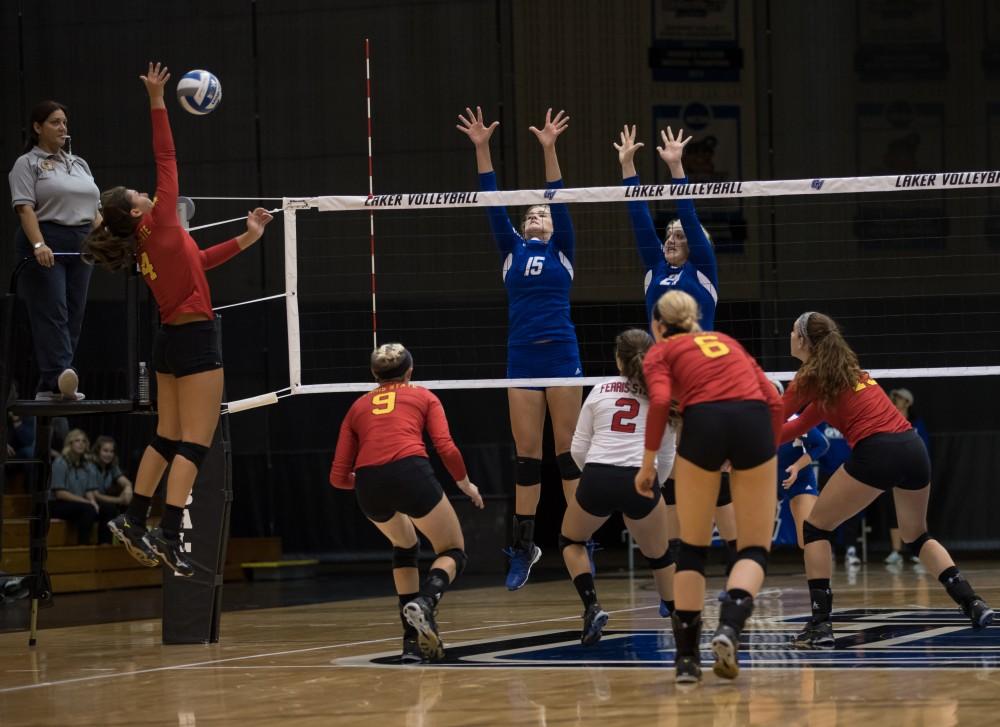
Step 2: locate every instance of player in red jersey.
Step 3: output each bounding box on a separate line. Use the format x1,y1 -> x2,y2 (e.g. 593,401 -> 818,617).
83,63 -> 273,577
330,343 -> 483,663
781,312 -> 994,648
634,291 -> 781,685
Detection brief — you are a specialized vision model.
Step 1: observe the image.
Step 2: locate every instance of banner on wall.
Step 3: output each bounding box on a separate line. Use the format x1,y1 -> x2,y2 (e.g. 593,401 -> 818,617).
649,0 -> 742,82
855,0 -> 948,81
855,101 -> 947,246
652,103 -> 745,253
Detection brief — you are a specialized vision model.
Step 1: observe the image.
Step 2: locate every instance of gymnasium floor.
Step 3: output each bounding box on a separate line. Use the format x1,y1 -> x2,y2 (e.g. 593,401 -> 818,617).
1,561 -> 998,726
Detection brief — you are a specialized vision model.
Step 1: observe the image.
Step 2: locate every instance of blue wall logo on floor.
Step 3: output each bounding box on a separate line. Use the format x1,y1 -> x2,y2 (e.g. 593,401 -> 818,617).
335,608 -> 999,669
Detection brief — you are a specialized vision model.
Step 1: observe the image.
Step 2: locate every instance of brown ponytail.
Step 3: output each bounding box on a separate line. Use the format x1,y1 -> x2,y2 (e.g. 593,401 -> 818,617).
615,328 -> 653,394
792,312 -> 862,409
82,187 -> 139,272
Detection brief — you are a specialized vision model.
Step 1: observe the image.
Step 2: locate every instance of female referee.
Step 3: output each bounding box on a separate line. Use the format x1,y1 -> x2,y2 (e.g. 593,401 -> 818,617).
782,312 -> 994,648
562,329 -> 677,646
457,106 -> 583,591
614,125 -> 738,577
330,343 -> 483,663
635,291 -> 782,685
83,63 -> 273,575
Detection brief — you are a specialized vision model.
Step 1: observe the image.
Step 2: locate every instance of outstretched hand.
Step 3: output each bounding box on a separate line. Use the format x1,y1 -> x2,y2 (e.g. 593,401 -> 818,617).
529,108 -> 569,148
246,208 -> 274,239
456,106 -> 499,147
656,126 -> 692,169
140,62 -> 170,100
613,124 -> 644,166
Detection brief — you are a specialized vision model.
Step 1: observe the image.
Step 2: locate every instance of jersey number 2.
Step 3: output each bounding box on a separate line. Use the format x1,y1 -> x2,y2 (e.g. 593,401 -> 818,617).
371,391 -> 396,415
611,398 -> 640,433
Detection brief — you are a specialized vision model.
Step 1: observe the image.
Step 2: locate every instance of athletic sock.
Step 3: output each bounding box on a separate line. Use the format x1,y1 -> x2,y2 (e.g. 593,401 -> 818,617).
807,578 -> 833,622
939,566 -> 977,606
125,494 -> 152,527
513,515 -> 535,551
419,568 -> 451,606
160,504 -> 185,541
572,573 -> 598,608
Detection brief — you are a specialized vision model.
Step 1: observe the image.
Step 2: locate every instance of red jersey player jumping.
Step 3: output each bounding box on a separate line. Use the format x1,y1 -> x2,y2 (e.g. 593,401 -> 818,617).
330,343 -> 483,664
83,63 -> 273,577
781,311 -> 994,648
634,290 -> 782,685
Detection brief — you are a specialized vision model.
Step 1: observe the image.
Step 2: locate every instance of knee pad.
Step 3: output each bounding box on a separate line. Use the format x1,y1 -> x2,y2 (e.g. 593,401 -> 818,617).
645,546 -> 674,571
515,457 -> 542,486
559,534 -> 587,551
437,548 -> 467,576
392,544 -> 419,569
675,541 -> 708,575
802,520 -> 835,546
735,546 -> 769,574
556,452 -> 581,481
904,532 -> 930,557
174,441 -> 210,469
150,435 -> 179,462
668,538 -> 681,563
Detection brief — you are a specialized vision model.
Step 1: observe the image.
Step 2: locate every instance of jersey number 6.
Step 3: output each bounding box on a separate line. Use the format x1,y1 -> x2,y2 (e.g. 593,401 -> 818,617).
693,334 -> 730,359
611,397 -> 640,433
371,391 -> 397,415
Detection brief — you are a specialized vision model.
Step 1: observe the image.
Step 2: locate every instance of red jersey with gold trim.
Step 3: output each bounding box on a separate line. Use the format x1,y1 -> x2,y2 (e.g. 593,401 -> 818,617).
643,331 -> 783,451
330,383 -> 467,489
135,108 -> 240,323
780,373 -> 910,447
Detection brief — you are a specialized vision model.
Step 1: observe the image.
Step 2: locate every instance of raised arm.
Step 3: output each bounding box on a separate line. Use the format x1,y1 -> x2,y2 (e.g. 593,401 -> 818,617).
657,127 -> 717,285
141,63 -> 179,228
530,109 -> 575,259
615,125 -> 663,270
198,208 -> 274,270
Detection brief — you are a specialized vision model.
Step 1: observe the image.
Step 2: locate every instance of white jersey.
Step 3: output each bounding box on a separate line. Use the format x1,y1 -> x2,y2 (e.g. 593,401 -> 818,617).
571,376 -> 676,482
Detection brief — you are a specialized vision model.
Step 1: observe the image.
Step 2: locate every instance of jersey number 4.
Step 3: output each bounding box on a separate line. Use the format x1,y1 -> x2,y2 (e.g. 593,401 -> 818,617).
371,391 -> 397,415
139,252 -> 157,281
611,398 -> 640,433
524,256 -> 545,276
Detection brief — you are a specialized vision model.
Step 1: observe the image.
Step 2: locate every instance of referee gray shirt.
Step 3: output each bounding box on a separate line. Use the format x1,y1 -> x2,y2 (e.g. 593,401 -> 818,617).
8,147 -> 99,226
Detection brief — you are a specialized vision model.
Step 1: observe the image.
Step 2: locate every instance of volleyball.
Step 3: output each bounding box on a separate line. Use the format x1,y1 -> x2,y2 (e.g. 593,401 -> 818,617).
176,69 -> 222,115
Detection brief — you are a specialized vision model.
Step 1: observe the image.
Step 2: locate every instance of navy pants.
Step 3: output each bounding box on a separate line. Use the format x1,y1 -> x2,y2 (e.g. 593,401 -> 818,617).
14,222 -> 93,395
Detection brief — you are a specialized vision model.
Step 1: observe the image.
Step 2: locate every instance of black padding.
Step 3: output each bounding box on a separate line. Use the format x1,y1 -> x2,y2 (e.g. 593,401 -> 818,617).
802,519 -> 835,546
645,546 -> 674,571
174,440 -> 210,469
150,435 -> 179,462
675,541 -> 708,574
515,457 -> 542,486
735,545 -> 769,574
437,547 -> 467,576
559,534 -> 587,551
392,544 -> 419,569
556,451 -> 581,481
904,532 -> 930,557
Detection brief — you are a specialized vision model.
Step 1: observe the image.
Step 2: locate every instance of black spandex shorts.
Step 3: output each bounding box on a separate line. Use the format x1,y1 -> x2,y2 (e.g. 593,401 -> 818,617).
663,471 -> 732,506
354,456 -> 444,523
677,400 -> 775,471
576,463 -> 660,520
843,429 -> 930,491
152,320 -> 223,377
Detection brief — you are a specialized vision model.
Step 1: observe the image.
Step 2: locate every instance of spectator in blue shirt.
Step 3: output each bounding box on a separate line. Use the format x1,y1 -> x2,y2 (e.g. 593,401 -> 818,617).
49,429 -> 113,544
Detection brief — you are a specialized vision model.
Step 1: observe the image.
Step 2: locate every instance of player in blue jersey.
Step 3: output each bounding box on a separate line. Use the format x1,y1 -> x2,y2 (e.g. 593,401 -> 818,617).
458,106 -> 583,590
614,124 -> 736,569
771,380 -> 828,548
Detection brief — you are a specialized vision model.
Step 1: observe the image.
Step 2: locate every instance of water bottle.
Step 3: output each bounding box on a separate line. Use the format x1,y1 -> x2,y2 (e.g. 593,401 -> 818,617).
138,361 -> 151,406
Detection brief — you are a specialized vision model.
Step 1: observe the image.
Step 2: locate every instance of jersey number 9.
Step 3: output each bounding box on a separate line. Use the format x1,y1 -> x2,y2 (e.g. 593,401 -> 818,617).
371,391 -> 397,415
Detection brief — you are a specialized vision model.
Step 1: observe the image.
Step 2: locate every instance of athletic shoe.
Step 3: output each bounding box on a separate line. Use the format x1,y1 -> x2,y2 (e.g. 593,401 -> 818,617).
963,598 -> 996,629
107,514 -> 159,567
144,528 -> 194,577
845,546 -> 861,567
581,602 -> 609,646
675,655 -> 702,685
34,391 -> 59,401
671,611 -> 703,685
792,619 -> 835,649
710,623 -> 741,679
503,544 -> 542,591
884,551 -> 903,565
400,635 -> 423,664
57,368 -> 84,401
403,596 -> 444,661
659,599 -> 672,618
585,539 -> 601,577
909,555 -> 921,564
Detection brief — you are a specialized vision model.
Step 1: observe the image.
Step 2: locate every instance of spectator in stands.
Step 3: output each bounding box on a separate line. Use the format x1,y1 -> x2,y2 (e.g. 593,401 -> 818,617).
6,411 -> 35,460
91,435 -> 133,512
49,428 -> 114,544
884,387 -> 929,565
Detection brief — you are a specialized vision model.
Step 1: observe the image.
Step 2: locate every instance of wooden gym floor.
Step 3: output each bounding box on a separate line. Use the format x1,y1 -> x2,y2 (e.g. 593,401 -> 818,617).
1,561 -> 998,726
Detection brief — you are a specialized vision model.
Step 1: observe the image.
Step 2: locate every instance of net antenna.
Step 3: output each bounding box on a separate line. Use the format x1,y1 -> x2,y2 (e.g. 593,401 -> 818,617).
365,37 -> 378,350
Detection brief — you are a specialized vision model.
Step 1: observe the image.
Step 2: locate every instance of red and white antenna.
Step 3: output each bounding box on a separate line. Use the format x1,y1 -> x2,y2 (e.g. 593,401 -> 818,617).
365,37 -> 378,349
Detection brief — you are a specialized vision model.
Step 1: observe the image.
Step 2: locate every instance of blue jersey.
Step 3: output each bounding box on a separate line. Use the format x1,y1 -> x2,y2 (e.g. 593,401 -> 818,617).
624,175 -> 719,329
480,172 -> 578,347
816,422 -> 851,477
778,426 -> 829,497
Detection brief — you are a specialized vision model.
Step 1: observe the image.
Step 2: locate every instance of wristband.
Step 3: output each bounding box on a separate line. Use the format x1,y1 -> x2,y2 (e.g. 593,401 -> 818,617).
32,241 -> 44,250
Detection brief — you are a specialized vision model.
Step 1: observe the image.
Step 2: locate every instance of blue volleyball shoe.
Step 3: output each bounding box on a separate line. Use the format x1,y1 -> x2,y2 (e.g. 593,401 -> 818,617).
504,544 -> 542,591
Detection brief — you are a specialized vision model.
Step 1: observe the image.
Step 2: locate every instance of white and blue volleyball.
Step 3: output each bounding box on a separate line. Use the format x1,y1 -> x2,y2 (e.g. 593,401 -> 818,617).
176,70 -> 222,115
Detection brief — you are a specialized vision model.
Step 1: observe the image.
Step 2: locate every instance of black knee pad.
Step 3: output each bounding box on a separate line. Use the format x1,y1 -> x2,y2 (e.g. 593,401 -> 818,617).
392,544 -> 419,569
904,532 -> 930,557
735,545 -> 769,574
174,441 -> 210,469
556,452 -> 581,481
437,548 -> 467,576
675,541 -> 708,575
559,534 -> 587,551
668,538 -> 681,563
645,546 -> 674,571
150,434 -> 179,462
802,520 -> 835,546
516,457 -> 542,486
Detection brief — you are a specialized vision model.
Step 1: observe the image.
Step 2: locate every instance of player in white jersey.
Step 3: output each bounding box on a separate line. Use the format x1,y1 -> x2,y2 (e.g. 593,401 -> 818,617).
560,329 -> 677,645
